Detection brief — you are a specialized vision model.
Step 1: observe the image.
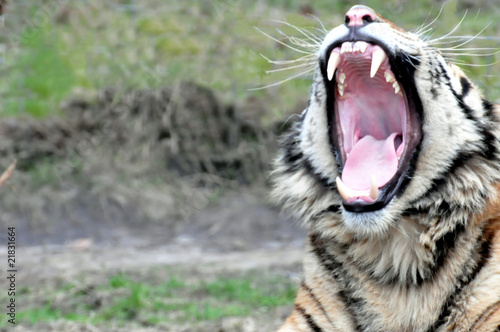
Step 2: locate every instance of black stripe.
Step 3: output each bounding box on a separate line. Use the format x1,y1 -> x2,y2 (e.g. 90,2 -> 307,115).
459,77 -> 471,98
436,62 -> 477,122
295,304 -> 324,332
311,205 -> 342,223
280,126 -> 303,173
479,125 -> 498,160
450,76 -> 498,161
310,233 -> 363,331
417,150 -> 475,201
402,206 -> 427,216
303,157 -> 335,189
301,282 -> 336,327
427,228 -> 493,331
278,125 -> 336,189
285,151 -> 303,164
482,98 -> 495,120
452,84 -> 476,122
325,204 -> 341,213
418,130 -> 497,203
423,222 -> 466,284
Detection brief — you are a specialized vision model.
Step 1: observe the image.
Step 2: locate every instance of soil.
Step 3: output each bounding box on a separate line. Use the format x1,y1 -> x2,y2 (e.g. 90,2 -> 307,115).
0,185 -> 306,332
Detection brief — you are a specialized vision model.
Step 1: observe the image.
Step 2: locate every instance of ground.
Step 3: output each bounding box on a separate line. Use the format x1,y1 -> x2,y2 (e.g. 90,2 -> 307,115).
0,185 -> 306,332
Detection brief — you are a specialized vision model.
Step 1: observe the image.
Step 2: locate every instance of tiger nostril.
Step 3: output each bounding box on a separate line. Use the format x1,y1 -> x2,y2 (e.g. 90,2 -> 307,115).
345,16 -> 350,25
362,15 -> 373,23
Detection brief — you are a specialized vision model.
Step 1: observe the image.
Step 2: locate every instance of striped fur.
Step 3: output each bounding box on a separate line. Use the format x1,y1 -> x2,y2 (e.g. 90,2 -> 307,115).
272,6 -> 500,332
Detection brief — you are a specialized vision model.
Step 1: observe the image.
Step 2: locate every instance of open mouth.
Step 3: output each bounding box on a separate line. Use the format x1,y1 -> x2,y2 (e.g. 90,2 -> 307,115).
324,41 -> 422,212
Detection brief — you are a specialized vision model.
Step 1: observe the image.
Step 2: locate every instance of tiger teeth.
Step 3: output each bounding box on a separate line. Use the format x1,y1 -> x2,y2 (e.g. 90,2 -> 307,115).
384,70 -> 402,95
336,177 -> 357,201
338,84 -> 345,96
336,177 -> 379,201
341,42 -> 353,53
370,175 -> 379,200
338,72 -> 346,84
327,52 -> 341,81
355,41 -> 368,53
370,49 -> 386,78
393,81 -> 401,94
341,42 -> 368,54
384,70 -> 396,83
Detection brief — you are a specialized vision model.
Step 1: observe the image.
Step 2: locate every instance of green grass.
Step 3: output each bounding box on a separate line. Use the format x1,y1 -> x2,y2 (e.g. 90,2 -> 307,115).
3,270 -> 297,327
2,0 -> 499,119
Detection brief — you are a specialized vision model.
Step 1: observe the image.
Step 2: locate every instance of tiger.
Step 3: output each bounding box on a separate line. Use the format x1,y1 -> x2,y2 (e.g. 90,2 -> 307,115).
271,5 -> 500,332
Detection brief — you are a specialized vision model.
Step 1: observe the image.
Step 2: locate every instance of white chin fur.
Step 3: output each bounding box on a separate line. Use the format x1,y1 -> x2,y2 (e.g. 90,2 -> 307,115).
341,200 -> 397,237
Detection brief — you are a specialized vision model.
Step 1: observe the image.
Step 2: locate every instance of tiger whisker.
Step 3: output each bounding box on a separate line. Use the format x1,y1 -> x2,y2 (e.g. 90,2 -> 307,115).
271,20 -> 324,45
265,62 -> 316,74
306,14 -> 329,34
254,27 -> 312,55
440,51 -> 500,57
434,24 -> 491,51
430,9 -> 469,43
414,2 -> 447,36
428,35 -> 500,42
248,68 -> 315,91
439,47 -> 500,52
446,59 -> 500,67
259,53 -> 317,66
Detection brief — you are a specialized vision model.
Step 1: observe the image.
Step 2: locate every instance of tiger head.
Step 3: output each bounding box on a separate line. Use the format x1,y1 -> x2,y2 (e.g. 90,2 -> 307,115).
272,5 -> 500,238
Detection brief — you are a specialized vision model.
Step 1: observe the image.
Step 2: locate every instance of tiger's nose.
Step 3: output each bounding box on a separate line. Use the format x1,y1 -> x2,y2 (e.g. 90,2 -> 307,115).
345,6 -> 376,27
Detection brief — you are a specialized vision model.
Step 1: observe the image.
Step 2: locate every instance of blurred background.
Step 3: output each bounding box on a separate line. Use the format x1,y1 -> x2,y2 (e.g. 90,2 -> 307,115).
0,0 -> 498,331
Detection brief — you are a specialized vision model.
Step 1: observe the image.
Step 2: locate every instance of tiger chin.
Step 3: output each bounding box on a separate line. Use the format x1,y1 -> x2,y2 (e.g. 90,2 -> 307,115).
272,5 -> 500,332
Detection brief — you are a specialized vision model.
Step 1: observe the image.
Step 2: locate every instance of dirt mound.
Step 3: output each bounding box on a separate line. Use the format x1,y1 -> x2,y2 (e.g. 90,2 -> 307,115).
1,82 -> 277,184
0,83 -> 304,249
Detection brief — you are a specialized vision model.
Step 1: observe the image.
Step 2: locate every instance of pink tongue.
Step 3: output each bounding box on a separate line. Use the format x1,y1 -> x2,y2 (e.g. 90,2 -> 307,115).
341,133 -> 399,191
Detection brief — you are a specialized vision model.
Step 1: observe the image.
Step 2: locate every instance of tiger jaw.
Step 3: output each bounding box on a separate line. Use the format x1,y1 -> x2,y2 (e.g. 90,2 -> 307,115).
324,39 -> 422,212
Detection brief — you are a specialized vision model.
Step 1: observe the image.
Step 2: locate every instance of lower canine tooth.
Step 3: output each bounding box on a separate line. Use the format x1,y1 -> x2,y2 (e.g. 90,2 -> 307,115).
336,177 -> 353,200
336,177 -> 374,201
370,176 -> 379,200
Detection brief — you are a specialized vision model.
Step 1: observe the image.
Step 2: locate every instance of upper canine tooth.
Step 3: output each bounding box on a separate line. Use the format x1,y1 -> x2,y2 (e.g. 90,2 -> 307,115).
370,49 -> 386,78
327,52 -> 341,81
